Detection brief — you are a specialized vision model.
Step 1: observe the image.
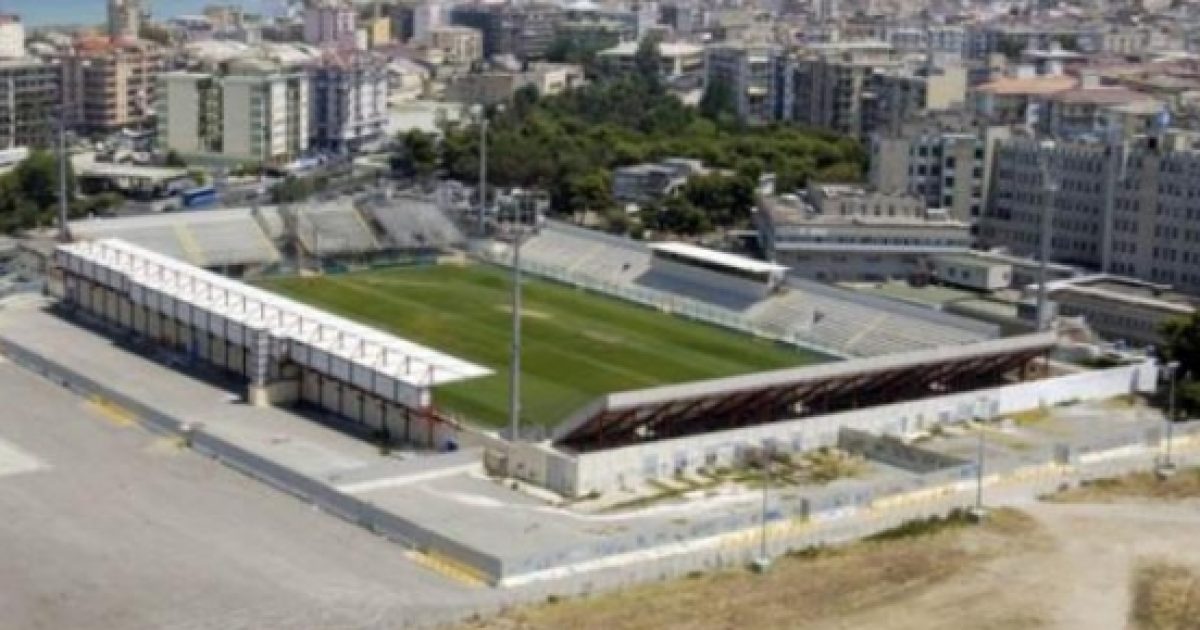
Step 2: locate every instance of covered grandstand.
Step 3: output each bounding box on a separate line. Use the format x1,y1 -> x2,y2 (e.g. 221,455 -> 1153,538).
494,221 -> 1000,358
506,331 -> 1158,495
54,238 -> 490,446
553,333 -> 1056,452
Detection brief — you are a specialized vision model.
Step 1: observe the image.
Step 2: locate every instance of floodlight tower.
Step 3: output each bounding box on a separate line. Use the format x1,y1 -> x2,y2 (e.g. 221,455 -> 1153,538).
1036,140 -> 1059,332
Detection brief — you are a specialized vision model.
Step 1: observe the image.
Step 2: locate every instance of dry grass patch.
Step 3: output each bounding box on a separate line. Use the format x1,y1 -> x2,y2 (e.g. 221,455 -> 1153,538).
455,509 -> 1040,630
1131,560 -> 1200,629
1048,468 -> 1200,503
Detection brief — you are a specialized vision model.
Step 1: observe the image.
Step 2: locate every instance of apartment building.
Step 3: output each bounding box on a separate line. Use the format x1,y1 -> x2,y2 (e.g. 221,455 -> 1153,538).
599,41 -> 706,83
870,123 -> 1010,226
450,3 -> 563,61
866,64 -> 968,137
304,0 -> 358,48
420,26 -> 484,70
790,41 -> 898,138
705,43 -> 790,126
0,14 -> 25,58
0,58 -> 61,148
981,130 -> 1200,295
157,58 -> 309,164
60,36 -> 164,135
309,52 -> 388,154
107,0 -> 142,40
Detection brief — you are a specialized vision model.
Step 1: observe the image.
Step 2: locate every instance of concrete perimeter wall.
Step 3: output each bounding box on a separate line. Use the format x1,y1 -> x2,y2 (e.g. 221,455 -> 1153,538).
562,360 -> 1158,496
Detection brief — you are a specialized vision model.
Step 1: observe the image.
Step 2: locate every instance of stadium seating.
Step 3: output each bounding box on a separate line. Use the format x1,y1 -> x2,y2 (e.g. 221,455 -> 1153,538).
508,220 -> 997,358
70,209 -> 281,269
364,195 -> 465,249
289,201 -> 382,256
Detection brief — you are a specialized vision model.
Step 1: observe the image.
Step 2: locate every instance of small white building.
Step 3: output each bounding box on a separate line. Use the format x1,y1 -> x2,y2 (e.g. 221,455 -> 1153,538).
0,14 -> 25,59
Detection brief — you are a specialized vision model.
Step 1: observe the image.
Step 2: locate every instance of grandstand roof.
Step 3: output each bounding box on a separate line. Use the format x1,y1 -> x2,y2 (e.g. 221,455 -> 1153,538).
57,239 -> 491,390
552,332 -> 1057,452
649,242 -> 788,275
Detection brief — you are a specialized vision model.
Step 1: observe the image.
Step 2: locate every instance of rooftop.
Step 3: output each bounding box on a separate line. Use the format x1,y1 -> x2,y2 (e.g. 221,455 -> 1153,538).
1047,86 -> 1160,106
975,75 -> 1078,96
56,239 -> 492,389
599,40 -> 704,57
649,242 -> 788,275
1050,276 -> 1199,313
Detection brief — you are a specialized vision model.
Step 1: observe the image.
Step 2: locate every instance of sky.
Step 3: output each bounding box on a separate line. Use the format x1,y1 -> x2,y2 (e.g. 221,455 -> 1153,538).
1,1 -> 271,27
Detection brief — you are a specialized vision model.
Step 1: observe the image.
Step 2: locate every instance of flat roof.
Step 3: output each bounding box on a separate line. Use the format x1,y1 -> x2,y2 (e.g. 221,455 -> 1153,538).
1050,275 -> 1198,313
649,242 -> 788,274
56,239 -> 492,389
74,159 -> 190,183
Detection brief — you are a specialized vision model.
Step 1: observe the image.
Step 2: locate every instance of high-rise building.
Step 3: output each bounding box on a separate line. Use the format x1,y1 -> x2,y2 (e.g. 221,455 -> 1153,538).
980,130 -> 1200,295
704,43 -> 791,126
304,0 -> 358,48
0,58 -> 61,148
157,58 -> 310,164
60,36 -> 163,135
108,0 -> 142,40
0,14 -> 26,58
310,52 -> 388,154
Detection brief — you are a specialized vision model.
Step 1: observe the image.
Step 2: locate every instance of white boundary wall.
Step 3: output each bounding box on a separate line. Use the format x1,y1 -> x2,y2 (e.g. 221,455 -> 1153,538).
555,360 -> 1158,496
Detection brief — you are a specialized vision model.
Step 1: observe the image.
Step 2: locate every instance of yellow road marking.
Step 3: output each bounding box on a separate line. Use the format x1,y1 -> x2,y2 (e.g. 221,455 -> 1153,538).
86,397 -> 136,428
406,549 -> 490,587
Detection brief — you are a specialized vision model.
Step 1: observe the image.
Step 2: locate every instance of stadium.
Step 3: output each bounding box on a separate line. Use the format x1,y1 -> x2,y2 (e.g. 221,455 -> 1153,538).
49,194 -> 1157,497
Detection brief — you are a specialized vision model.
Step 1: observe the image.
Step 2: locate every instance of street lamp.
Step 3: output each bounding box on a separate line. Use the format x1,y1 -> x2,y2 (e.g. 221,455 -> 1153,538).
1158,361 -> 1181,478
753,451 -> 773,573
970,396 -> 991,522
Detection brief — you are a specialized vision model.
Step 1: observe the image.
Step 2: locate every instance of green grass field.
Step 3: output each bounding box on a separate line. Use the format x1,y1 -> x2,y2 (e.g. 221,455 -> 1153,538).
258,263 -> 826,428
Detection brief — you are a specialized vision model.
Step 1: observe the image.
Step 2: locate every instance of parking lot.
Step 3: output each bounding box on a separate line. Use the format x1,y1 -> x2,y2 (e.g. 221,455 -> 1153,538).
0,359 -> 496,630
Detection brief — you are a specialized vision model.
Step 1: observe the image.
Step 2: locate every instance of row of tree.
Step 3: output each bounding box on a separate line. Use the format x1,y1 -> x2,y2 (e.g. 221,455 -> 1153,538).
392,42 -> 864,236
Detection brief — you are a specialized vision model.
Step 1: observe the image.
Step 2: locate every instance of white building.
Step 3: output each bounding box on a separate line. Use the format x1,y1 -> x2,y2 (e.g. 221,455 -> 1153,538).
108,0 -> 142,40
0,14 -> 25,58
157,58 -> 310,165
310,52 -> 389,154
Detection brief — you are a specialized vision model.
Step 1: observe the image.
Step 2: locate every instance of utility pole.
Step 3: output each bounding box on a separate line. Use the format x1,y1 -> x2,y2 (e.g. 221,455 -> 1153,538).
57,114 -> 71,243
753,454 -> 772,573
971,396 -> 990,522
1158,361 -> 1180,478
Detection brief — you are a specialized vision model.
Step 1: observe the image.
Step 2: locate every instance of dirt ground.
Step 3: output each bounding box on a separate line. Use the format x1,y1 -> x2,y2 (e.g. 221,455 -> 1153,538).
459,488 -> 1200,630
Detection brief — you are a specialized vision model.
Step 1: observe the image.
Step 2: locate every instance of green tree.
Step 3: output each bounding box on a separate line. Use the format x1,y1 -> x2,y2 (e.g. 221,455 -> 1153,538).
164,150 -> 187,168
699,77 -> 737,122
269,176 -> 316,203
1160,312 -> 1200,414
633,35 -> 663,91
392,129 -> 440,180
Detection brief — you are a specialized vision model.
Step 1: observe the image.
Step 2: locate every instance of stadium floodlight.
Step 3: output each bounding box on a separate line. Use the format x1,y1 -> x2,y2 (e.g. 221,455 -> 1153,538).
1035,141 -> 1059,332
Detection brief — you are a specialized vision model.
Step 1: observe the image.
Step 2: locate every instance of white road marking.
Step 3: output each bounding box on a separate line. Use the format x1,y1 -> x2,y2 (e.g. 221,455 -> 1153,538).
0,438 -> 46,478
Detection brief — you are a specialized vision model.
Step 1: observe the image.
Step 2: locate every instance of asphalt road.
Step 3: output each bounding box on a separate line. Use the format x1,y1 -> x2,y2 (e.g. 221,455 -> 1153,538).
0,359 -> 496,630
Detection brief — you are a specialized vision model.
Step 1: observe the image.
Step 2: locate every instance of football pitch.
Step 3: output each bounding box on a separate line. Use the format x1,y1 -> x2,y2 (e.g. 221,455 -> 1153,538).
258,263 -> 827,429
